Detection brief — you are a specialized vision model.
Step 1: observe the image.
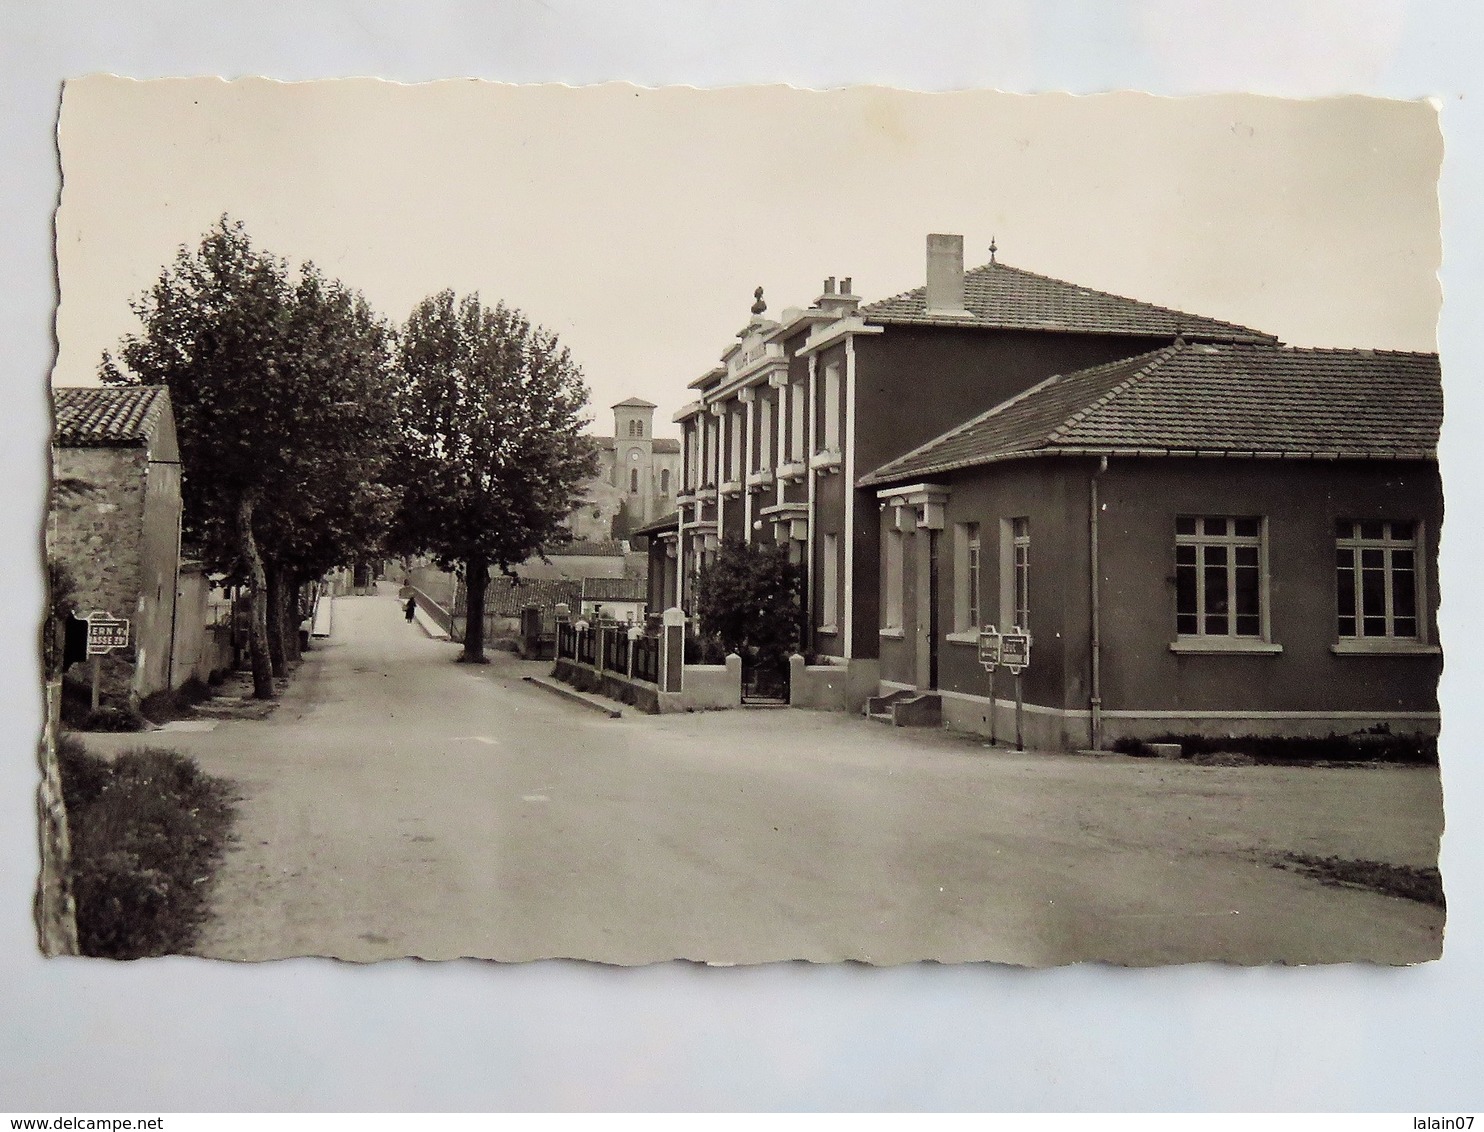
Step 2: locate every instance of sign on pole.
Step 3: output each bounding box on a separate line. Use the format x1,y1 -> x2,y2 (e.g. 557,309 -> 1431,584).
83,611 -> 130,712
999,627 -> 1031,675
85,612 -> 131,656
977,625 -> 1000,746
976,624 -> 1002,669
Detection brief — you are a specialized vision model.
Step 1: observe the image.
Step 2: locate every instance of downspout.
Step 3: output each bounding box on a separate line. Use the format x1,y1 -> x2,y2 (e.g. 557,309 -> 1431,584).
1089,455 -> 1108,750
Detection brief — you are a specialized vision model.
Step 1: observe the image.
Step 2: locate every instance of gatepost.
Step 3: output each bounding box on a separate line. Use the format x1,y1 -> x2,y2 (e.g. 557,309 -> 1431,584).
659,606 -> 685,694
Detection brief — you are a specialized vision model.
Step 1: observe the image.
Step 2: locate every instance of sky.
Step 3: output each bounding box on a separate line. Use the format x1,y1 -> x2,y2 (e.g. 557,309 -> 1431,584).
53,78 -> 1443,440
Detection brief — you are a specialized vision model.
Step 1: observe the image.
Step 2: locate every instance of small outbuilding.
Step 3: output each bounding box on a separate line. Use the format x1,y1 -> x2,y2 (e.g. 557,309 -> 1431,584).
50,385 -> 184,705
860,341 -> 1444,750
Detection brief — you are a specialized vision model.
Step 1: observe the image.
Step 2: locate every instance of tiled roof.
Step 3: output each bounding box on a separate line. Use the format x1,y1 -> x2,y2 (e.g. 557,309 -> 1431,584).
861,342 -> 1441,485
53,385 -> 170,447
860,261 -> 1273,342
582,576 -> 648,602
612,396 -> 657,409
479,578 -> 581,617
631,509 -> 679,537
543,538 -> 626,557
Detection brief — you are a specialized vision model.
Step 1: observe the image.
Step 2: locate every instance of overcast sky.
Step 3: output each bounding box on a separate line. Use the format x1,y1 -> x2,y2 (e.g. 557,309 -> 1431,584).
53,77 -> 1442,439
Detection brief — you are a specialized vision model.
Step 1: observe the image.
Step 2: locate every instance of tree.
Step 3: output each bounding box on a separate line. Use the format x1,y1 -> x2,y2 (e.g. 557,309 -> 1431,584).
694,538 -> 803,668
390,290 -> 597,663
102,217 -> 399,697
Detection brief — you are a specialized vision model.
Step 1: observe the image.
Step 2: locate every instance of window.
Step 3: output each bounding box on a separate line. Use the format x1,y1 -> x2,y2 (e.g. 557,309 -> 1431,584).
758,396 -> 773,470
1175,516 -> 1263,638
884,530 -> 904,630
1336,520 -> 1420,640
660,468 -> 670,494
729,407 -> 743,481
629,469 -> 639,493
820,533 -> 838,630
628,419 -> 643,438
685,427 -> 698,489
822,362 -> 841,452
953,522 -> 980,632
790,381 -> 805,461
999,518 -> 1029,632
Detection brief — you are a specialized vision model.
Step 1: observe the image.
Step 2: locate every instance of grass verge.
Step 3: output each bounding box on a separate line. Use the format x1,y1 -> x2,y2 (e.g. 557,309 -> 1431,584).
1277,852 -> 1445,908
57,735 -> 238,958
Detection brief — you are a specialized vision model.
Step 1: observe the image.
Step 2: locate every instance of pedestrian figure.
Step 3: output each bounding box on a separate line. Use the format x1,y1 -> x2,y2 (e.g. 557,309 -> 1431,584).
404,596 -> 417,622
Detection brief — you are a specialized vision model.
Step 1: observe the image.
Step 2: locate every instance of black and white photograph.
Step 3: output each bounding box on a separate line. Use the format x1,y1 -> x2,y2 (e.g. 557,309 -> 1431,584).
37,76 -> 1448,971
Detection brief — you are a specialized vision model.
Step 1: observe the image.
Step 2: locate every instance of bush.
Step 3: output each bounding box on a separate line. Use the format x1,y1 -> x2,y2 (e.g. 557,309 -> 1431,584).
79,706 -> 147,733
1148,728 -> 1437,766
684,634 -> 728,665
138,677 -> 214,725
694,538 -> 803,668
57,736 -> 237,958
1111,736 -> 1155,757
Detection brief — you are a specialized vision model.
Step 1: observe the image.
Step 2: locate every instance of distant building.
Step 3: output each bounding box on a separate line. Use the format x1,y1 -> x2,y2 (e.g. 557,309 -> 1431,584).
50,385 -> 184,703
568,398 -> 682,541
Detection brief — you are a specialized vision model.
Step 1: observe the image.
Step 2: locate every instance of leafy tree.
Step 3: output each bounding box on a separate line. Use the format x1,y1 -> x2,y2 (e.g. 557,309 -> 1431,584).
389,290 -> 597,663
102,217 -> 399,697
694,538 -> 803,667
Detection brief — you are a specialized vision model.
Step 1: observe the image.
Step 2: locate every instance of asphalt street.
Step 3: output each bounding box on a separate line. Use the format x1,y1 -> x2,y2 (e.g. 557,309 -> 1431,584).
95,587 -> 1445,966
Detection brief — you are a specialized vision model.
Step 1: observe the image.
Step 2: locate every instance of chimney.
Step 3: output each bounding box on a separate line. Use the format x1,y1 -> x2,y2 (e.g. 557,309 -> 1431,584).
925,233 -> 968,316
816,272 -> 860,317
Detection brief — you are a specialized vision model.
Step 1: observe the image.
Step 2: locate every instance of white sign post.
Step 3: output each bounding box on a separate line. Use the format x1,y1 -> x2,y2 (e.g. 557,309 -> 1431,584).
977,624 -> 1001,746
83,611 -> 131,711
998,626 -> 1032,750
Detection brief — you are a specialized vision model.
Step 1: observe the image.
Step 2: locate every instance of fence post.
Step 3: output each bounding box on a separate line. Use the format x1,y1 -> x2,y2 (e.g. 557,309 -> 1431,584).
660,606 -> 685,693
724,652 -> 743,707
789,653 -> 806,707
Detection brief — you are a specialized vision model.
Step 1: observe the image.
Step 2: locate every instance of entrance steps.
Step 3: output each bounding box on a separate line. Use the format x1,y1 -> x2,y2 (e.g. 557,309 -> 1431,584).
865,689 -> 942,728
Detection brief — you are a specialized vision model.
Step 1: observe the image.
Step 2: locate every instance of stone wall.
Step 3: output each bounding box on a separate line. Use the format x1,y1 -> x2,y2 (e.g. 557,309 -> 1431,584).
51,446 -> 146,703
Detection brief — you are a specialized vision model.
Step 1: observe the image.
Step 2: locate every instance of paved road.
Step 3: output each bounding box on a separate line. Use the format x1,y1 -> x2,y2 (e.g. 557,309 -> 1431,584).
106,587 -> 1443,966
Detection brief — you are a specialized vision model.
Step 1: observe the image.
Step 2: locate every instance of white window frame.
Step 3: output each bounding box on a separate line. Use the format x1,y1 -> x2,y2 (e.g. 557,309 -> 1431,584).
950,521 -> 980,638
883,529 -> 904,634
1171,515 -> 1281,654
998,517 -> 1030,635
790,380 -> 806,461
819,532 -> 839,633
1334,519 -> 1431,653
821,361 -> 841,454
758,395 -> 773,470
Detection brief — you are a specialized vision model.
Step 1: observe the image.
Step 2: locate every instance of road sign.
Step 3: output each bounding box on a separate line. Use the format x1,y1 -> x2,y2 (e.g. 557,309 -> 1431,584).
977,625 -> 1001,669
1000,627 -> 1031,674
84,612 -> 130,656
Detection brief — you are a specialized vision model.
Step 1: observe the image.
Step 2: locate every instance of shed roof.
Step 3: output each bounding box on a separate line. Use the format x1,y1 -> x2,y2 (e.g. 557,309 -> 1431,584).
581,576 -> 648,603
861,341 -> 1442,485
53,385 -> 171,447
861,260 -> 1274,342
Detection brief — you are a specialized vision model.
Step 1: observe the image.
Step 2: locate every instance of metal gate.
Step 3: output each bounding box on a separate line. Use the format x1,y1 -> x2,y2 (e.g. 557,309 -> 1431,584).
741,649 -> 790,704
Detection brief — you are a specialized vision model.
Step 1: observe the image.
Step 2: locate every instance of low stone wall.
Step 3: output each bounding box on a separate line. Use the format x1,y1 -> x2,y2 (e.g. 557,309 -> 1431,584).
553,658 -> 661,714
789,656 -> 879,713
677,656 -> 741,709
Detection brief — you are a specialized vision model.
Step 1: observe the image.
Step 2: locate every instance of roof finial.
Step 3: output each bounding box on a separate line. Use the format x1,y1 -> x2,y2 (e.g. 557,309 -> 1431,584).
989,235 -> 998,265
751,286 -> 767,316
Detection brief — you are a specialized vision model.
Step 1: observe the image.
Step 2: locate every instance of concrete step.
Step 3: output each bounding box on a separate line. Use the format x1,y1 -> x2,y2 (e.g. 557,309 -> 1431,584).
522,674 -> 621,718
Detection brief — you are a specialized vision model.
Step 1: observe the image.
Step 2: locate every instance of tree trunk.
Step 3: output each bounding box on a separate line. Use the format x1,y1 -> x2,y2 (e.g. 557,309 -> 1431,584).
265,561 -> 288,678
285,577 -> 304,663
237,495 -> 276,699
460,553 -> 489,663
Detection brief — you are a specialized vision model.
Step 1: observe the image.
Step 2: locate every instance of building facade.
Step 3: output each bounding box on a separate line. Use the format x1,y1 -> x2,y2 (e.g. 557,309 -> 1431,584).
861,342 -> 1443,748
571,397 -> 682,541
663,234 -> 1272,708
50,385 -> 184,703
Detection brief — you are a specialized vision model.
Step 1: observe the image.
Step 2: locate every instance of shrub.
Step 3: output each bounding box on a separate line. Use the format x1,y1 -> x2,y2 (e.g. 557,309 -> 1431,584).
1148,729 -> 1437,766
684,634 -> 728,665
80,706 -> 147,733
57,736 -> 237,958
694,538 -> 803,668
1110,736 -> 1154,757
